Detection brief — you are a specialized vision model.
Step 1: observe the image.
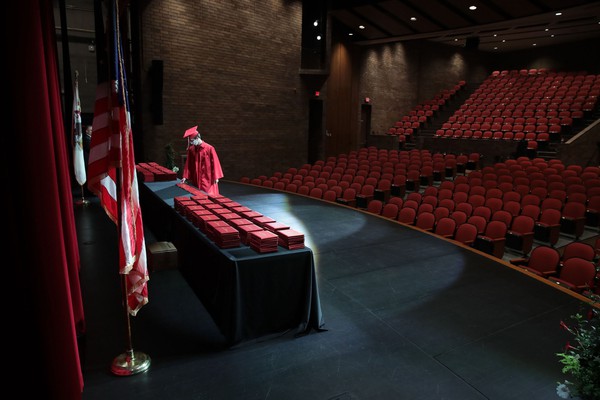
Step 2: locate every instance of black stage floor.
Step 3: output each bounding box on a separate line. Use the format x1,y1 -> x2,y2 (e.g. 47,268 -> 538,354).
76,180 -> 587,400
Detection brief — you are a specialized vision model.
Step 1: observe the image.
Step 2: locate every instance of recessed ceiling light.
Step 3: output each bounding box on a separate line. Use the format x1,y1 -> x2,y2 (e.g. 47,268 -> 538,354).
359,25 -> 365,29
555,12 -> 562,16
469,6 -> 477,11
493,34 -> 497,37
348,32 -> 354,36
502,39 -> 506,42
454,38 -> 458,41
494,47 -> 498,50
551,34 -> 555,38
410,17 -> 417,21
545,28 -> 549,31
533,43 -> 537,46
316,35 -> 321,41
313,20 -> 318,27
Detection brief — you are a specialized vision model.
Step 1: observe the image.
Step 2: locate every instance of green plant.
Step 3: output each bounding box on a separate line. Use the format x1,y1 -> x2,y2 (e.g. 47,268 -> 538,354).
164,143 -> 179,173
556,294 -> 600,399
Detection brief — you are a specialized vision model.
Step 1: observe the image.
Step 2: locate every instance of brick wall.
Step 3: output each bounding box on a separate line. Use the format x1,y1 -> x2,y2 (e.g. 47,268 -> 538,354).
359,40 -> 490,136
140,0 -> 308,180
138,1 -> 599,181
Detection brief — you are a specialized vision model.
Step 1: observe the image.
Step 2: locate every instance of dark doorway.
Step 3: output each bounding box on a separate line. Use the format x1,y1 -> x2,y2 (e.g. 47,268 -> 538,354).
308,98 -> 323,164
360,103 -> 372,147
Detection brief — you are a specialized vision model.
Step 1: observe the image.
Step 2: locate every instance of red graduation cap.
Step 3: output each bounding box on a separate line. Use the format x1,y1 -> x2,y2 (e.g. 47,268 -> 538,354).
183,125 -> 199,138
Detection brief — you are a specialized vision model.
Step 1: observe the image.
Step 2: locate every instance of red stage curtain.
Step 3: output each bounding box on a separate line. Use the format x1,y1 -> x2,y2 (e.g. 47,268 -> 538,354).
8,0 -> 85,399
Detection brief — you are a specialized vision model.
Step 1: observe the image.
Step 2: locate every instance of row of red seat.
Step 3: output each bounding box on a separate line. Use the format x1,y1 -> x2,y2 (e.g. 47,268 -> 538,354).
387,69 -> 599,146
510,242 -> 599,295
444,70 -> 599,142
433,129 -> 553,142
388,81 -> 466,140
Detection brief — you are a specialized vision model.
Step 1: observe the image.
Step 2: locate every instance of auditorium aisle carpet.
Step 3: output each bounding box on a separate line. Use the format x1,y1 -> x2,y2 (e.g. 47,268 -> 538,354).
76,180 -> 591,400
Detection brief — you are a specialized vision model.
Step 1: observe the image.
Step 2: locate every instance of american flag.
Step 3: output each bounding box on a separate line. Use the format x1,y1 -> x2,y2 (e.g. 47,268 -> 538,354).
87,0 -> 148,316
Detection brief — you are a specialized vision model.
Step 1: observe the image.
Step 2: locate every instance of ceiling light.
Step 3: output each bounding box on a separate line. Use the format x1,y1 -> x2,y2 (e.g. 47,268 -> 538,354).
348,32 -> 354,36
410,17 -> 417,21
555,12 -> 562,16
545,28 -> 549,31
533,43 -> 537,46
493,34 -> 497,37
316,35 -> 322,41
469,6 -> 477,11
551,34 -> 555,37
313,20 -> 318,27
359,25 -> 365,29
494,47 -> 498,50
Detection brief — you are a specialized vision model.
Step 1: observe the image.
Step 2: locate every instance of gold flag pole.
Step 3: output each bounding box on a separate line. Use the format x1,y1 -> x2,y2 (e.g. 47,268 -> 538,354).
109,0 -> 150,376
110,275 -> 151,376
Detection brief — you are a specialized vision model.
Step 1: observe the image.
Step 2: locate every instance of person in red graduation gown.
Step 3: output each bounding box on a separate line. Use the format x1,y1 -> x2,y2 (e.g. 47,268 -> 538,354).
181,125 -> 224,195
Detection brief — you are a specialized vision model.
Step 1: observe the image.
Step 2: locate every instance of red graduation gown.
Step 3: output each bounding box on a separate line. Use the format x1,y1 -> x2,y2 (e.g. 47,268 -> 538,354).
183,141 -> 224,195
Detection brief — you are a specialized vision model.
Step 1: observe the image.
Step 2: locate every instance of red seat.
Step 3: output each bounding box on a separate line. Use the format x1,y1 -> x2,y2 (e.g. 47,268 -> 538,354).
309,187 -> 323,199
474,220 -> 507,258
561,241 -> 596,263
534,208 -> 562,246
510,245 -> 561,277
468,194 -> 486,209
453,223 -> 478,246
455,202 -> 473,217
491,210 -> 513,228
396,207 -> 416,225
336,187 -> 356,207
585,195 -> 600,227
521,194 -> 541,208
548,258 -> 596,293
485,197 -> 503,214
437,198 -> 455,213
417,203 -> 435,216
560,202 -> 587,239
296,185 -> 310,195
433,203 -> 451,219
388,196 -> 404,209
505,215 -> 536,256
502,201 -> 522,218
406,170 -> 421,192
521,204 -> 541,221
391,175 -> 406,198
415,212 -> 436,232
355,184 -> 375,209
434,217 -> 456,238
374,179 -> 391,203
381,203 -> 400,219
450,210 -> 468,226
366,199 -> 384,214
323,189 -> 338,202
472,205 -> 492,221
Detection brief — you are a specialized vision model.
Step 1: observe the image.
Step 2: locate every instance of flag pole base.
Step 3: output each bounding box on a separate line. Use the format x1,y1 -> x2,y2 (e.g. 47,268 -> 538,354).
75,199 -> 90,207
110,350 -> 151,376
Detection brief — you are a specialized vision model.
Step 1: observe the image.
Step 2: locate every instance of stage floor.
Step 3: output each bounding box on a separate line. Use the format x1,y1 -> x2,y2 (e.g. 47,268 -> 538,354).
76,180 -> 592,400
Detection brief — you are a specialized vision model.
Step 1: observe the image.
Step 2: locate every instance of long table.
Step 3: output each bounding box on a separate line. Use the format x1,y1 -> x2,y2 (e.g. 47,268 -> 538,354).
139,180 -> 324,346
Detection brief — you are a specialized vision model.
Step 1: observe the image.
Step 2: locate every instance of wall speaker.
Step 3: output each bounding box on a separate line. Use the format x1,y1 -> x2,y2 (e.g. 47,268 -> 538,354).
465,36 -> 480,50
150,59 -> 163,125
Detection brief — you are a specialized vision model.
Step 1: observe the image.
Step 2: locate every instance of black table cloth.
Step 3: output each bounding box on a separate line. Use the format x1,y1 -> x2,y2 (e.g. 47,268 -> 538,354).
139,180 -> 324,346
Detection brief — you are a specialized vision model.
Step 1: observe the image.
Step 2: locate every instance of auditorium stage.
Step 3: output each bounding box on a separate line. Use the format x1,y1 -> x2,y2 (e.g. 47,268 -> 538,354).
76,180 -> 590,400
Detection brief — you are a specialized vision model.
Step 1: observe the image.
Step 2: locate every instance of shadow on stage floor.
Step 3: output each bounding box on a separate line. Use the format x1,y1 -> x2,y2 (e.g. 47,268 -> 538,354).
76,180 -> 592,400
